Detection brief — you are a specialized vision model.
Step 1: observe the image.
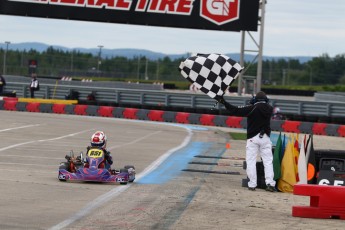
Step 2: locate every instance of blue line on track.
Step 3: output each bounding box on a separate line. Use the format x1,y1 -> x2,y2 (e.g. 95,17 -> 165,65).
138,142 -> 212,184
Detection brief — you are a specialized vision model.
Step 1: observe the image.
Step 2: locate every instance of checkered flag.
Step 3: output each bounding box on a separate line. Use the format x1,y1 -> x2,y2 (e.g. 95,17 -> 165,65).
179,53 -> 243,99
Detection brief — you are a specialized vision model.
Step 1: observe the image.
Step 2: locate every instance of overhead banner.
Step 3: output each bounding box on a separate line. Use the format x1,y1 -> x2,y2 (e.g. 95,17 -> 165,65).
0,0 -> 259,31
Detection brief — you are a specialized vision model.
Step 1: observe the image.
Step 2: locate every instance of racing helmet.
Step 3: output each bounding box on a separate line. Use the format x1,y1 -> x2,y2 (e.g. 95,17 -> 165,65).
273,107 -> 280,114
90,131 -> 107,148
249,91 -> 269,105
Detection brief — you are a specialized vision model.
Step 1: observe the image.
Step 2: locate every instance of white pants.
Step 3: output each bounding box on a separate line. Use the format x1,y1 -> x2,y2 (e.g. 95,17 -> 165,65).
246,133 -> 275,188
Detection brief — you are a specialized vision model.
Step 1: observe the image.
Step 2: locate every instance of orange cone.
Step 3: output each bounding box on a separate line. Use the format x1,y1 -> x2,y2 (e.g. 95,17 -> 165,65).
226,143 -> 231,149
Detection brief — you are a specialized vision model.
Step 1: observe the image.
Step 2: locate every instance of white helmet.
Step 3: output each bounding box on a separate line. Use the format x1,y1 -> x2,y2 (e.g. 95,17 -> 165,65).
273,107 -> 280,114
90,131 -> 107,148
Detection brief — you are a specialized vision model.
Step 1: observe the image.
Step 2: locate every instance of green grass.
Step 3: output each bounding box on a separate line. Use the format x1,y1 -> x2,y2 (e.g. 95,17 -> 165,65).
228,132 -> 247,140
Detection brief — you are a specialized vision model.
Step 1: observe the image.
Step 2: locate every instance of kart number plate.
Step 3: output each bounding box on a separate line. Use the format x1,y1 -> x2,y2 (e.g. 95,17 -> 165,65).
116,178 -> 125,182
87,149 -> 104,158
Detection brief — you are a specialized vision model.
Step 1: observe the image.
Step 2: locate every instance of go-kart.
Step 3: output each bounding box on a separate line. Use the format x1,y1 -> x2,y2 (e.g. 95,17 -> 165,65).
58,148 -> 135,185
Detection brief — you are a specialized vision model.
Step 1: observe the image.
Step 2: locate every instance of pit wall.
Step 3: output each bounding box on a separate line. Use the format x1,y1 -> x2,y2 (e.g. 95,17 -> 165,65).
1,97 -> 344,137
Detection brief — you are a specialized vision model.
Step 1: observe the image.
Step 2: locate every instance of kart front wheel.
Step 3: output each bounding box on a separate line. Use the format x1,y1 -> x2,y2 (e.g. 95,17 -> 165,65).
119,168 -> 129,185
124,165 -> 135,183
120,168 -> 128,173
124,165 -> 135,170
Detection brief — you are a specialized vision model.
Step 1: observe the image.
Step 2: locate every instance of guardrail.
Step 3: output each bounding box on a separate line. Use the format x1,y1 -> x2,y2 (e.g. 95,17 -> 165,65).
0,99 -> 344,137
4,82 -> 345,120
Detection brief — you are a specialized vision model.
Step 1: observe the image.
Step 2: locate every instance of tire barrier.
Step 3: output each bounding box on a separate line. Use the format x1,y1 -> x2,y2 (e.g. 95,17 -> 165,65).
97,106 -> 114,117
281,121 -> 301,133
3,99 -> 17,111
176,112 -> 190,124
1,99 -> 345,137
200,114 -> 215,126
148,110 -> 165,122
225,116 -> 244,128
52,104 -> 66,114
74,104 -> 88,115
26,102 -> 40,112
123,108 -> 138,119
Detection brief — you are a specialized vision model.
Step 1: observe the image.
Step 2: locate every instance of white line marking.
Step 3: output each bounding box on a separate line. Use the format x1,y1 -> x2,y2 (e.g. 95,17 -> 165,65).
0,129 -> 94,152
0,168 -> 55,174
0,124 -> 41,132
0,162 -> 57,167
48,126 -> 193,230
0,140 -> 36,152
0,155 -> 62,160
107,130 -> 162,150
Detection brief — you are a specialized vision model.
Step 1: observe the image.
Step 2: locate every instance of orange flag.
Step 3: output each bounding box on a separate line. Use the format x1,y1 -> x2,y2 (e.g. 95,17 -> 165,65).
293,134 -> 300,183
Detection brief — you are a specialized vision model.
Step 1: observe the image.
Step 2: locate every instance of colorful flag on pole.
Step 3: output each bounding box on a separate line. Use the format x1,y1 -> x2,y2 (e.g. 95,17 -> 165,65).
278,137 -> 298,193
293,134 -> 300,183
280,134 -> 286,164
306,134 -> 317,184
297,134 -> 308,184
273,132 -> 282,181
305,134 -> 311,166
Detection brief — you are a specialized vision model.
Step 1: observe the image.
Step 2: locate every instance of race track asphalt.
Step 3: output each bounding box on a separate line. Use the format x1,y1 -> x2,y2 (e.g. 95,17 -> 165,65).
0,111 -> 229,229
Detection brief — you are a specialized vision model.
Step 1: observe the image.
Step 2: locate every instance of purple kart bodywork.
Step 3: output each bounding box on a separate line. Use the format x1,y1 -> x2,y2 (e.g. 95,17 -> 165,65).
58,148 -> 135,184
58,167 -> 130,184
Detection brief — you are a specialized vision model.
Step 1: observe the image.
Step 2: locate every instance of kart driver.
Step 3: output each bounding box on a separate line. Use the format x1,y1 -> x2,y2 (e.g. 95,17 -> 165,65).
85,131 -> 113,170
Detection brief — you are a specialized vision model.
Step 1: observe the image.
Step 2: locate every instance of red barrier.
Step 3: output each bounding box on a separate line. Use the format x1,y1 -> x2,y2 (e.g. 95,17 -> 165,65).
123,108 -> 138,119
176,112 -> 190,124
148,110 -> 164,121
3,97 -> 18,102
292,184 -> 345,219
26,102 -> 40,112
74,105 -> 88,115
312,123 -> 327,135
200,114 -> 215,126
98,106 -> 114,117
3,100 -> 17,111
282,121 -> 301,133
225,116 -> 243,128
52,104 -> 66,114
338,125 -> 345,137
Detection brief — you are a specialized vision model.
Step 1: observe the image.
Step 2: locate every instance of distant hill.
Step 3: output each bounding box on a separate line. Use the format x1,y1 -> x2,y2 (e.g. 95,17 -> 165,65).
0,42 -> 313,63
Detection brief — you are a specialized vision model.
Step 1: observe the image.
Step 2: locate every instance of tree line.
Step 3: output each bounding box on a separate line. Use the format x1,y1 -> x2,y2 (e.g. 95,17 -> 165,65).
1,46 -> 345,86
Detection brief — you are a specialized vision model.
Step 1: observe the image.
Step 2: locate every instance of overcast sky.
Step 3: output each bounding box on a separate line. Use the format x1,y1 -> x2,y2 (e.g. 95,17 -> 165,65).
0,0 -> 344,57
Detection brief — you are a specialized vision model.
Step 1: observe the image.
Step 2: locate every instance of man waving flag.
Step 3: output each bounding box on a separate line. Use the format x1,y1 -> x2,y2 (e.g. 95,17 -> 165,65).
179,53 -> 243,99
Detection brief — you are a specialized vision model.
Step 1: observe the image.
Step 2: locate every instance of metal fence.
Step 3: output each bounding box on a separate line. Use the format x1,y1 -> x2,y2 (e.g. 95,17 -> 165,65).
4,80 -> 345,119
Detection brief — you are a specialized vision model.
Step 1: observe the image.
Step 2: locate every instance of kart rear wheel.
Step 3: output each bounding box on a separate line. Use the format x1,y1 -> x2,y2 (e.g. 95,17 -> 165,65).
59,162 -> 69,171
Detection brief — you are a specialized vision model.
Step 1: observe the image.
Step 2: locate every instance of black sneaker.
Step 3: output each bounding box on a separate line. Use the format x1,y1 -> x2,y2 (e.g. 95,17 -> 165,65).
265,184 -> 276,192
248,187 -> 256,191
